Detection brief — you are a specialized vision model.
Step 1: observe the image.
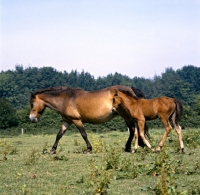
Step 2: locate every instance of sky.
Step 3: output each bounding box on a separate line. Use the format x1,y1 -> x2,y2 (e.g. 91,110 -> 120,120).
0,0 -> 200,79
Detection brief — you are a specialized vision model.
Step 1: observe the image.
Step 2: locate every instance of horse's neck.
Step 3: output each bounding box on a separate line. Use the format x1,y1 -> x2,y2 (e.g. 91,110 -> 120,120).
41,94 -> 63,112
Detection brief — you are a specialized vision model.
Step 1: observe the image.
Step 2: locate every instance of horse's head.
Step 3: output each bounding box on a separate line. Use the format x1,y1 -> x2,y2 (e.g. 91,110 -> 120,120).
29,93 -> 46,122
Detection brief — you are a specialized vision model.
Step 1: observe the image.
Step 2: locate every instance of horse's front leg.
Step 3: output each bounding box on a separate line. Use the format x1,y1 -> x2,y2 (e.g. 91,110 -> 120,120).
50,122 -> 70,154
73,120 -> 92,154
124,123 -> 134,152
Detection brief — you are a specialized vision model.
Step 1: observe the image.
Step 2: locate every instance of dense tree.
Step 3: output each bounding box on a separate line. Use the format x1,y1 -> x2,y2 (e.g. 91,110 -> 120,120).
0,64 -> 200,130
0,98 -> 18,129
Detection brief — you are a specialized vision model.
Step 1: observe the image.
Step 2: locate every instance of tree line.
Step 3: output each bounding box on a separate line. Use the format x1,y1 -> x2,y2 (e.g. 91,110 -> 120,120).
0,64 -> 200,134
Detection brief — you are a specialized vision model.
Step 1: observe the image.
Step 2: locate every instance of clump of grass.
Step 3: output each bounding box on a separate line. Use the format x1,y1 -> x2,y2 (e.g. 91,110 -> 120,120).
25,148 -> 40,165
104,143 -> 121,170
115,157 -> 138,180
183,131 -> 200,149
73,143 -> 87,154
149,146 -> 185,194
86,159 -> 113,195
51,146 -> 68,161
73,138 -> 80,146
20,184 -> 28,195
89,133 -> 105,153
0,139 -> 16,160
42,141 -> 49,154
73,133 -> 105,154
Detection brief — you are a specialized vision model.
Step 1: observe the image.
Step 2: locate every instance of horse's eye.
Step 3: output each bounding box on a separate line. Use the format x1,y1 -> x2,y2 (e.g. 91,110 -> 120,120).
31,103 -> 34,108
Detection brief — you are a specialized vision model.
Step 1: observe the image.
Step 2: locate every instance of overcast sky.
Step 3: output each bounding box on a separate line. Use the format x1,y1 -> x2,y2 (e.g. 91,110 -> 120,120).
1,0 -> 200,78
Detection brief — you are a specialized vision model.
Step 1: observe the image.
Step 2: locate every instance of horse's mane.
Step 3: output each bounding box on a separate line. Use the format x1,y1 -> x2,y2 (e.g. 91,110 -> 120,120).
131,87 -> 146,98
118,90 -> 140,100
32,86 -> 82,97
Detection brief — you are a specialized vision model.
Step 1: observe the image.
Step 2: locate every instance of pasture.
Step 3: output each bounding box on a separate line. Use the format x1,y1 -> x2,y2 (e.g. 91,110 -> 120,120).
0,129 -> 200,195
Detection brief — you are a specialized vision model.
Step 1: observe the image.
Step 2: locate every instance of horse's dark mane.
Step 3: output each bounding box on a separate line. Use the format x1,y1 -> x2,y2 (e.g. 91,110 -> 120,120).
123,91 -> 138,99
116,86 -> 145,100
131,87 -> 146,98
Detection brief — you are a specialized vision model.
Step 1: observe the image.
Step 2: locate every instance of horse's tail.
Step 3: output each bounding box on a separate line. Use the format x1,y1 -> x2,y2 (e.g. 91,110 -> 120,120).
174,98 -> 183,124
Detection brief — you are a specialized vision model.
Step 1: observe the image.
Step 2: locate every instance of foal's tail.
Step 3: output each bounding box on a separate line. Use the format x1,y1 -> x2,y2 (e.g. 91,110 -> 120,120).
174,98 -> 183,123
170,98 -> 183,126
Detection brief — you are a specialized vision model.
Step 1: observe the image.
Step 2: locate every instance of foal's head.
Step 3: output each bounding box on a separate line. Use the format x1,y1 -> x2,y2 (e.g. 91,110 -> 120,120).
112,91 -> 135,112
29,93 -> 46,122
112,93 -> 124,112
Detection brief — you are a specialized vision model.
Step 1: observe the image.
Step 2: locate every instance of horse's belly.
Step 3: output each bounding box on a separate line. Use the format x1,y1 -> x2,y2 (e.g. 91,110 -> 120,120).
81,111 -> 117,124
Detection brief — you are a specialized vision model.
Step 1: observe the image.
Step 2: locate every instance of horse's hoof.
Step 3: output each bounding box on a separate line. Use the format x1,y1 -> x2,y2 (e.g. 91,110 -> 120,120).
85,150 -> 91,154
124,148 -> 131,153
50,149 -> 56,154
131,149 -> 137,154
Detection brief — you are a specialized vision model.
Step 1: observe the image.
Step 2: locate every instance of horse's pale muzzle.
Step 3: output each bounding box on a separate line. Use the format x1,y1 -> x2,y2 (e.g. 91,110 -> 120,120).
29,115 -> 38,122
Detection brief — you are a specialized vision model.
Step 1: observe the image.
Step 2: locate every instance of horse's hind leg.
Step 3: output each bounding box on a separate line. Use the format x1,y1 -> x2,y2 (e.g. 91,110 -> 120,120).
73,120 -> 92,154
50,122 -> 71,154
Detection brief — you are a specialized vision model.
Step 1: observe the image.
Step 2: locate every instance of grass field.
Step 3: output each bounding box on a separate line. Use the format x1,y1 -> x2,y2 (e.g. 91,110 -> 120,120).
0,129 -> 200,195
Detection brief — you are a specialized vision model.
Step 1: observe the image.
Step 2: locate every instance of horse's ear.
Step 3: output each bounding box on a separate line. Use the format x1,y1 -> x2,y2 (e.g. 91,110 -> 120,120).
30,92 -> 36,99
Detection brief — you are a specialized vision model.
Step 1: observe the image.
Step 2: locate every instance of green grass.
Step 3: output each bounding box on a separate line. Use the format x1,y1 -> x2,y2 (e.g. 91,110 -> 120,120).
0,129 -> 200,195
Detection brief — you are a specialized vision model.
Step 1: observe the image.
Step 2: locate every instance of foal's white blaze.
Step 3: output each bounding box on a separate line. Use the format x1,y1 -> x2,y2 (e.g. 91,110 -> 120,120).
29,114 -> 38,122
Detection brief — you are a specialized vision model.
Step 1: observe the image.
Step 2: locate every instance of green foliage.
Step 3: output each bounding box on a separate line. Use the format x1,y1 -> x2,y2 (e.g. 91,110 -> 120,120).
1,64 -> 200,132
0,98 -> 18,129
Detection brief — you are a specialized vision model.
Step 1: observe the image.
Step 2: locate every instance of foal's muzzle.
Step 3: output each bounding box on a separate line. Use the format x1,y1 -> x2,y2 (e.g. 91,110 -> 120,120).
29,115 -> 38,122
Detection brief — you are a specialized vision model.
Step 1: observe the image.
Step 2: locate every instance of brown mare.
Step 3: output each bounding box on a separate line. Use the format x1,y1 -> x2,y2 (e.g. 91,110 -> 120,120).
29,85 -> 146,154
112,91 -> 184,153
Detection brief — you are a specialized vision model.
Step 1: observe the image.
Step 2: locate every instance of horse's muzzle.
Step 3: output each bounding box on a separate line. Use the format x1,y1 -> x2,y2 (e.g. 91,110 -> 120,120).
29,115 -> 38,122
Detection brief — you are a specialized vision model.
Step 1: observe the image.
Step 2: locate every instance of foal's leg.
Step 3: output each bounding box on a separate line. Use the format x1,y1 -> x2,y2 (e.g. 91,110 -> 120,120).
156,118 -> 172,152
73,120 -> 92,153
172,122 -> 184,152
174,125 -> 184,152
50,122 -> 71,154
137,120 -> 153,150
171,117 -> 184,152
132,125 -> 139,153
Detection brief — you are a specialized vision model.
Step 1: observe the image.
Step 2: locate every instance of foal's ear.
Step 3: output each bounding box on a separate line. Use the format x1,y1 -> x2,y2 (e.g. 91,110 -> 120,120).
111,89 -> 118,96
